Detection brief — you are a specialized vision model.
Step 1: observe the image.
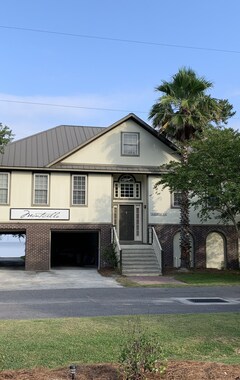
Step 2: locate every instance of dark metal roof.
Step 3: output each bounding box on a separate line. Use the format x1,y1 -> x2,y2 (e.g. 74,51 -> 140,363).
0,125 -> 105,168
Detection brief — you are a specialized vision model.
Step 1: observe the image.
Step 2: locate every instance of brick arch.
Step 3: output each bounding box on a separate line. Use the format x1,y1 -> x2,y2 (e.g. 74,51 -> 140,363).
151,224 -> 238,270
206,231 -> 226,269
173,231 -> 195,268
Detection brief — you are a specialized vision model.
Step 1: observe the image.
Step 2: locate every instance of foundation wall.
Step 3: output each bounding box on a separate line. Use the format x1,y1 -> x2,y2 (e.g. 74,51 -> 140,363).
0,222 -> 238,271
0,223 -> 112,271
152,224 -> 239,270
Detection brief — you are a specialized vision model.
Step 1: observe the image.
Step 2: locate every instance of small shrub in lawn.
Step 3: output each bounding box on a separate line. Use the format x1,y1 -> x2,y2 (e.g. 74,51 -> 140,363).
119,321 -> 167,379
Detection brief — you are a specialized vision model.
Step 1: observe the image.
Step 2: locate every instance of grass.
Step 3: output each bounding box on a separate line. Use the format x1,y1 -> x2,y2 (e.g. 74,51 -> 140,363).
173,270 -> 240,286
0,313 -> 240,370
101,268 -> 240,287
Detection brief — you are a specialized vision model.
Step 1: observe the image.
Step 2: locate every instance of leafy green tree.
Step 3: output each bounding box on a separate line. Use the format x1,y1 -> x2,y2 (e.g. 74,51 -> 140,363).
149,67 -> 235,268
0,123 -> 13,153
158,127 -> 240,262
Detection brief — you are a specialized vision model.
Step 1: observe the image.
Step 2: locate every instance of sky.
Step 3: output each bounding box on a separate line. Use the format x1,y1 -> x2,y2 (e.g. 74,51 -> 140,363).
1,0 -> 240,140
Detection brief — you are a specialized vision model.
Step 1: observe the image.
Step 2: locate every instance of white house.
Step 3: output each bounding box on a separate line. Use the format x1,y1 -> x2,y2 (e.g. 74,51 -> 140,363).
0,114 -> 238,273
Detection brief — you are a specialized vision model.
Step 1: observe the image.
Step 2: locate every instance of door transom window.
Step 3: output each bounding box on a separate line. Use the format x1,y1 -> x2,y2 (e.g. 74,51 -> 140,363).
114,175 -> 140,199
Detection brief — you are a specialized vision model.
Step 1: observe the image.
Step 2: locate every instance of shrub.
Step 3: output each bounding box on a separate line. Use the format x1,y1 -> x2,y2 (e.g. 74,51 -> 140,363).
119,320 -> 167,379
102,243 -> 119,269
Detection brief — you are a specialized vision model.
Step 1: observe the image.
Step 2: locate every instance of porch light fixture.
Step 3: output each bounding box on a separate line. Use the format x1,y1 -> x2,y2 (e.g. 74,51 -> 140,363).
69,364 -> 77,379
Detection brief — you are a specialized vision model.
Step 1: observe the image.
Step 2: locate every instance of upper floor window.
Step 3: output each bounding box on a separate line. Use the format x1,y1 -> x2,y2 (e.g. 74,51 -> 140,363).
33,174 -> 49,205
121,132 -> 139,156
0,173 -> 9,204
72,175 -> 87,205
114,174 -> 140,199
171,191 -> 182,208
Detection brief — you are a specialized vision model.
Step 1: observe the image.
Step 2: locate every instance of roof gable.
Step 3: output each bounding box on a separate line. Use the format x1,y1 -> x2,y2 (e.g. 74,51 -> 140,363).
49,113 -> 176,167
56,114 -> 177,169
0,114 -> 177,169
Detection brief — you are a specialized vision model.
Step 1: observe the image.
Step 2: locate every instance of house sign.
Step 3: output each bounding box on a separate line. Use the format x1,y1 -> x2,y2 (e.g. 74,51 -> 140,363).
10,208 -> 70,220
150,212 -> 167,216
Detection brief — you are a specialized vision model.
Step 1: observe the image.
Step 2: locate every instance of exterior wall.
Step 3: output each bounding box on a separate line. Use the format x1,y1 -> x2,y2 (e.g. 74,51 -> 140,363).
149,176 -> 239,269
0,222 -> 112,271
148,176 -> 227,225
0,171 -> 113,271
11,172 -> 32,207
1,172 -> 112,224
61,120 -> 177,167
153,224 -> 238,270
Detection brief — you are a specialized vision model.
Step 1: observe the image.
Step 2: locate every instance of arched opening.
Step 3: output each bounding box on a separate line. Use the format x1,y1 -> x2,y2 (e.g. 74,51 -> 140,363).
206,232 -> 225,269
173,232 -> 194,268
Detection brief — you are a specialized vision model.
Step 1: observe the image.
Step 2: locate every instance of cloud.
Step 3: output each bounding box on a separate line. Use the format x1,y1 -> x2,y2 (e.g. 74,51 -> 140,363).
0,91 -> 152,140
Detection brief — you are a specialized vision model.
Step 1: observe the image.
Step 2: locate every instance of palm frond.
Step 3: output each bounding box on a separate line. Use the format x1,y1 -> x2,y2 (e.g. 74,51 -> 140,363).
148,67 -> 234,145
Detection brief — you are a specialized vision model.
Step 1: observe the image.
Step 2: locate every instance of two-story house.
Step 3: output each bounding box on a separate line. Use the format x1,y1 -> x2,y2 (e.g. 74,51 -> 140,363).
0,114 -> 238,274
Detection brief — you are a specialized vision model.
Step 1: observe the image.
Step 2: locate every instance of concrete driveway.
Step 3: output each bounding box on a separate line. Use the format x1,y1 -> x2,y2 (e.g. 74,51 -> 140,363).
0,267 -> 122,290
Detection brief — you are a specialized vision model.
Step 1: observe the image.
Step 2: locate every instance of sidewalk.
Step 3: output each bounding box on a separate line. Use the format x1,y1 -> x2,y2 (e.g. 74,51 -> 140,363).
126,275 -> 185,285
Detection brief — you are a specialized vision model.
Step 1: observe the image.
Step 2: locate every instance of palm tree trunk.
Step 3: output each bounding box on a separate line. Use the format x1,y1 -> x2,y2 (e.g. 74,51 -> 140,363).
180,190 -> 191,268
179,147 -> 191,269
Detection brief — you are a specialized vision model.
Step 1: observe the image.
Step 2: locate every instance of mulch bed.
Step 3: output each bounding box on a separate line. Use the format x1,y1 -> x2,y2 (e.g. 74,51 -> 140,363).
0,361 -> 239,379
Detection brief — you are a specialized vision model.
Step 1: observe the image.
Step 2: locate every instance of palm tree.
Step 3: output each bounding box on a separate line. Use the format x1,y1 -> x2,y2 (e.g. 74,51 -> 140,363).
149,67 -> 234,269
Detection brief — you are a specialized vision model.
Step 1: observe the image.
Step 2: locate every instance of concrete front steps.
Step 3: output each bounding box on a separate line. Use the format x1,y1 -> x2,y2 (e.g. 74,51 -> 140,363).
121,245 -> 161,276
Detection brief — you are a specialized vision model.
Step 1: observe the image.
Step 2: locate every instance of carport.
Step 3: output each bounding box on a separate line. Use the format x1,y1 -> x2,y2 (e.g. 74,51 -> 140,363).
51,231 -> 99,268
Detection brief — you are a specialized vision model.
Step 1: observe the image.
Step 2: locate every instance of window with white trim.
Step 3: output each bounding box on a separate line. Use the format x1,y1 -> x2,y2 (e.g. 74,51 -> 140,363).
121,132 -> 139,156
72,175 -> 87,205
34,174 -> 49,205
172,191 -> 182,208
114,175 -> 140,199
0,173 -> 9,204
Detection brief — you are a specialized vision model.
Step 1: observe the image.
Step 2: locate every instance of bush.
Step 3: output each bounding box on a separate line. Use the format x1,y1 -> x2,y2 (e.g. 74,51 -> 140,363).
102,243 -> 119,269
119,320 -> 167,379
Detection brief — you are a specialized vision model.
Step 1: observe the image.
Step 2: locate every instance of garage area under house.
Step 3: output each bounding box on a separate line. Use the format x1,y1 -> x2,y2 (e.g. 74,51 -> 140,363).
50,231 -> 99,268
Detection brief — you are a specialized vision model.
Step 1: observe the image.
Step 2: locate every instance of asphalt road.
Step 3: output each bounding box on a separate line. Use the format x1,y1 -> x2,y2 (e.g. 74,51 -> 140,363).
0,286 -> 239,319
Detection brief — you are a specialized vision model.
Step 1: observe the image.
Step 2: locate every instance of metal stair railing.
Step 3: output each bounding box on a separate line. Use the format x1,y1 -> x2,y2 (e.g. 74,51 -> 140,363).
111,226 -> 122,273
149,226 -> 162,274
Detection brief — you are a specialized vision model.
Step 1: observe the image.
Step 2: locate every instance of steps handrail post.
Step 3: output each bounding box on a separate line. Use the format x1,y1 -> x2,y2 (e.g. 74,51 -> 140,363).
111,226 -> 122,273
151,226 -> 162,274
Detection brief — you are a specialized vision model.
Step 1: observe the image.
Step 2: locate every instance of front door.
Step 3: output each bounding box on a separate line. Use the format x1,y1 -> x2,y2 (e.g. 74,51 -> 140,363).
119,205 -> 134,241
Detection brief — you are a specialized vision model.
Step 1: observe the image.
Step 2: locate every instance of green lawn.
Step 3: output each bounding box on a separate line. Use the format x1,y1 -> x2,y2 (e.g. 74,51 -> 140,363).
0,313 -> 239,370
174,271 -> 240,285
115,270 -> 240,287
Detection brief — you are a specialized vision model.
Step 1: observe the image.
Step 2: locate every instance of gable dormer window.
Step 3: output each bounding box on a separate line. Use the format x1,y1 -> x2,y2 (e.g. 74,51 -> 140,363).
114,174 -> 141,199
121,132 -> 139,156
